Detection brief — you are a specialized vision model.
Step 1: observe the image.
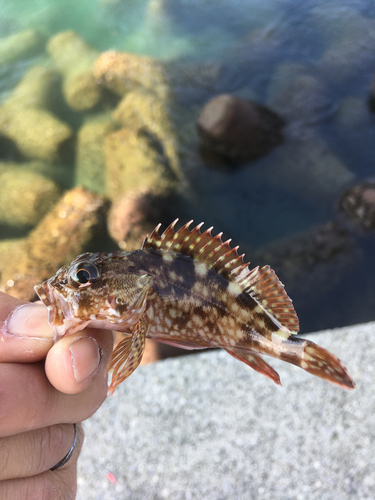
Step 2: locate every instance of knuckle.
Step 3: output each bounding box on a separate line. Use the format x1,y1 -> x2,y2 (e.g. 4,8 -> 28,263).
33,424 -> 75,473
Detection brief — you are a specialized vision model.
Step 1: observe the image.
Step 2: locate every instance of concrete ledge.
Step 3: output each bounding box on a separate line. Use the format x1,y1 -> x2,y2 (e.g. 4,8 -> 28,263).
77,322 -> 373,500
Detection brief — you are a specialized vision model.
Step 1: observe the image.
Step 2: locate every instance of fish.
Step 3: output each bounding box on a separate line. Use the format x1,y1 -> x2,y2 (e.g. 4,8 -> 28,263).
35,219 -> 355,394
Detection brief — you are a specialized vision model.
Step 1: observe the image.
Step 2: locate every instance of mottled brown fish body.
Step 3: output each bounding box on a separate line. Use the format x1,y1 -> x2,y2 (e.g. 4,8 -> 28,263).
133,251 -> 276,347
35,220 -> 355,393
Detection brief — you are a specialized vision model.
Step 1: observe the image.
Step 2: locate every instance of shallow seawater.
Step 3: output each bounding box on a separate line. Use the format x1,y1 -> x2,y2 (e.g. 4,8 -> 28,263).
0,0 -> 375,333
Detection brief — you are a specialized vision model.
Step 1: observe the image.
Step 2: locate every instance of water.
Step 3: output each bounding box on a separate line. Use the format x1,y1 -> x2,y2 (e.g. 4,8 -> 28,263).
0,0 -> 375,333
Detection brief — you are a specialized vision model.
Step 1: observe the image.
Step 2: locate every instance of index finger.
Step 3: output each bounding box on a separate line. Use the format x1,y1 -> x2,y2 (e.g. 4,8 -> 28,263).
0,292 -> 53,363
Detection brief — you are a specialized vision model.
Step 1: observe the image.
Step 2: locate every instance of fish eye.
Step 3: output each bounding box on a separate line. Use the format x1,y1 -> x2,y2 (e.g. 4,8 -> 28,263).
68,261 -> 101,288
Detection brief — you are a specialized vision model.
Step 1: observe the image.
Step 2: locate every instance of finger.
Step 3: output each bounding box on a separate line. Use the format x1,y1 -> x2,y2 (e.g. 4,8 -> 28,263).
0,330 -> 112,437
0,423 -> 82,481
45,328 -> 115,394
0,424 -> 83,500
0,293 -> 53,362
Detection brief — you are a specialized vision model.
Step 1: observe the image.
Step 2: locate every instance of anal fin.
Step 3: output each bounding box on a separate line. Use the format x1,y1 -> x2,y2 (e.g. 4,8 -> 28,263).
225,348 -> 282,386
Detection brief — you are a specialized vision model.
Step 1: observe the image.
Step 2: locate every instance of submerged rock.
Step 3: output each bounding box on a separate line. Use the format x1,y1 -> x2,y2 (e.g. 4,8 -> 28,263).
255,221 -> 357,317
267,63 -> 330,136
76,113 -> 116,194
112,88 -> 180,177
197,94 -> 284,163
0,188 -> 107,300
104,127 -> 177,201
0,162 -> 60,228
47,31 -> 102,111
311,6 -> 375,82
0,65 -> 73,162
0,29 -> 45,66
335,96 -> 372,128
258,222 -> 354,278
259,136 -> 355,205
94,50 -> 184,192
340,182 -> 375,231
93,50 -> 167,97
107,189 -> 168,250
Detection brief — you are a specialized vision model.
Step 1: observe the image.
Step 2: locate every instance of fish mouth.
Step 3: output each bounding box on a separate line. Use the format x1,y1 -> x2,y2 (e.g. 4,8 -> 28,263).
34,281 -> 88,340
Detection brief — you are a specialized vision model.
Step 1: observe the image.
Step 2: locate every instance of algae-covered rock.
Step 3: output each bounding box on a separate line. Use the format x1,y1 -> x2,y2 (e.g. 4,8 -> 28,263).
0,29 -> 45,66
93,50 -> 168,97
104,127 -> 177,201
0,65 -> 73,162
0,162 -> 60,228
0,238 -> 25,291
4,65 -> 59,109
1,108 -> 73,162
95,50 -> 185,180
112,89 -> 180,176
47,31 -> 102,111
0,187 -> 107,300
76,114 -> 116,194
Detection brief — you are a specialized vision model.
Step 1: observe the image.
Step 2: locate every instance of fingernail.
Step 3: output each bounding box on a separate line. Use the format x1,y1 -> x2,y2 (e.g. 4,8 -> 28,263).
70,337 -> 101,384
6,304 -> 53,338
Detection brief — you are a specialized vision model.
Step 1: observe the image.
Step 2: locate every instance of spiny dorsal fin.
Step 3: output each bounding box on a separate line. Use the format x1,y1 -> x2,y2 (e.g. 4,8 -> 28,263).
142,219 -> 248,279
142,220 -> 299,334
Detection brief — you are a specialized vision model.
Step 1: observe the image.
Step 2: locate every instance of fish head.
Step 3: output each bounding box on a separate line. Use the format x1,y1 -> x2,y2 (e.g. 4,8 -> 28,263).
35,251 -> 151,339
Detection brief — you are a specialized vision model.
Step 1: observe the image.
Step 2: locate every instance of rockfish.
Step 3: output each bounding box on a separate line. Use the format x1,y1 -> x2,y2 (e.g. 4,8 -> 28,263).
35,220 -> 355,393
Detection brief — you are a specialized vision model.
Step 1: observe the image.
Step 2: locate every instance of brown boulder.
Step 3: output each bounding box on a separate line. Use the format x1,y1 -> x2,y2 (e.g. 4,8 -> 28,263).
197,94 -> 284,162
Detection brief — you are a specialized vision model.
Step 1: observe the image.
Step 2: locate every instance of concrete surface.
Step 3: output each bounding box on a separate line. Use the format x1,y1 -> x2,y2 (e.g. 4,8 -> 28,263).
77,322 -> 374,500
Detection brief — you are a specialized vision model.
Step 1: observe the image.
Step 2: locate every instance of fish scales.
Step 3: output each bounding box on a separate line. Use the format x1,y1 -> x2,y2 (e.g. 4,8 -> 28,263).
35,219 -> 355,393
147,262 -> 285,350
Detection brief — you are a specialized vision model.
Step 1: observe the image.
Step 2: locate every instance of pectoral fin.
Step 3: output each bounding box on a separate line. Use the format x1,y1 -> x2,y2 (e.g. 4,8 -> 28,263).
107,316 -> 147,394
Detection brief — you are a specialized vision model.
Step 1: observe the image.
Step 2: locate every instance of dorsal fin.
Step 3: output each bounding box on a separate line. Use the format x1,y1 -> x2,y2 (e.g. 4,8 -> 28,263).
142,219 -> 248,279
142,220 -> 299,334
236,265 -> 299,333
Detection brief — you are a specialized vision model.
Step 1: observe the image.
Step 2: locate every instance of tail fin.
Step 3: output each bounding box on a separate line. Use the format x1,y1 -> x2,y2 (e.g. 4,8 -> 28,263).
281,336 -> 355,389
227,334 -> 355,390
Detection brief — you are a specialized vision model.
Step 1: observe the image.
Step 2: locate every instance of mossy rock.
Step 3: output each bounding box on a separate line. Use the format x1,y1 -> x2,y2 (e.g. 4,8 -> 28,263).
0,29 -> 45,66
0,65 -> 73,162
0,187 -> 107,300
104,127 -> 177,201
47,31 -> 102,111
113,89 -> 181,177
76,113 -> 116,194
93,50 -> 167,97
0,163 -> 61,228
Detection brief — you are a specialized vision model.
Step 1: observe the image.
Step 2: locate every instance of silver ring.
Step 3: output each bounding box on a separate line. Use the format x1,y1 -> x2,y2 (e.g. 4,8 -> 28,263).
50,423 -> 78,471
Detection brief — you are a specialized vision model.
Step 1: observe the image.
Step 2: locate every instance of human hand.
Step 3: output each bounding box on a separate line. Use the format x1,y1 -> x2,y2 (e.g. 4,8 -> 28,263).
0,292 -> 114,499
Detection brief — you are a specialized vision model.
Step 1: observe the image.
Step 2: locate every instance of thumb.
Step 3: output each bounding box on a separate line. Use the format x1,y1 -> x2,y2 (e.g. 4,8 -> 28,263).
45,328 -> 115,394
0,294 -> 53,362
